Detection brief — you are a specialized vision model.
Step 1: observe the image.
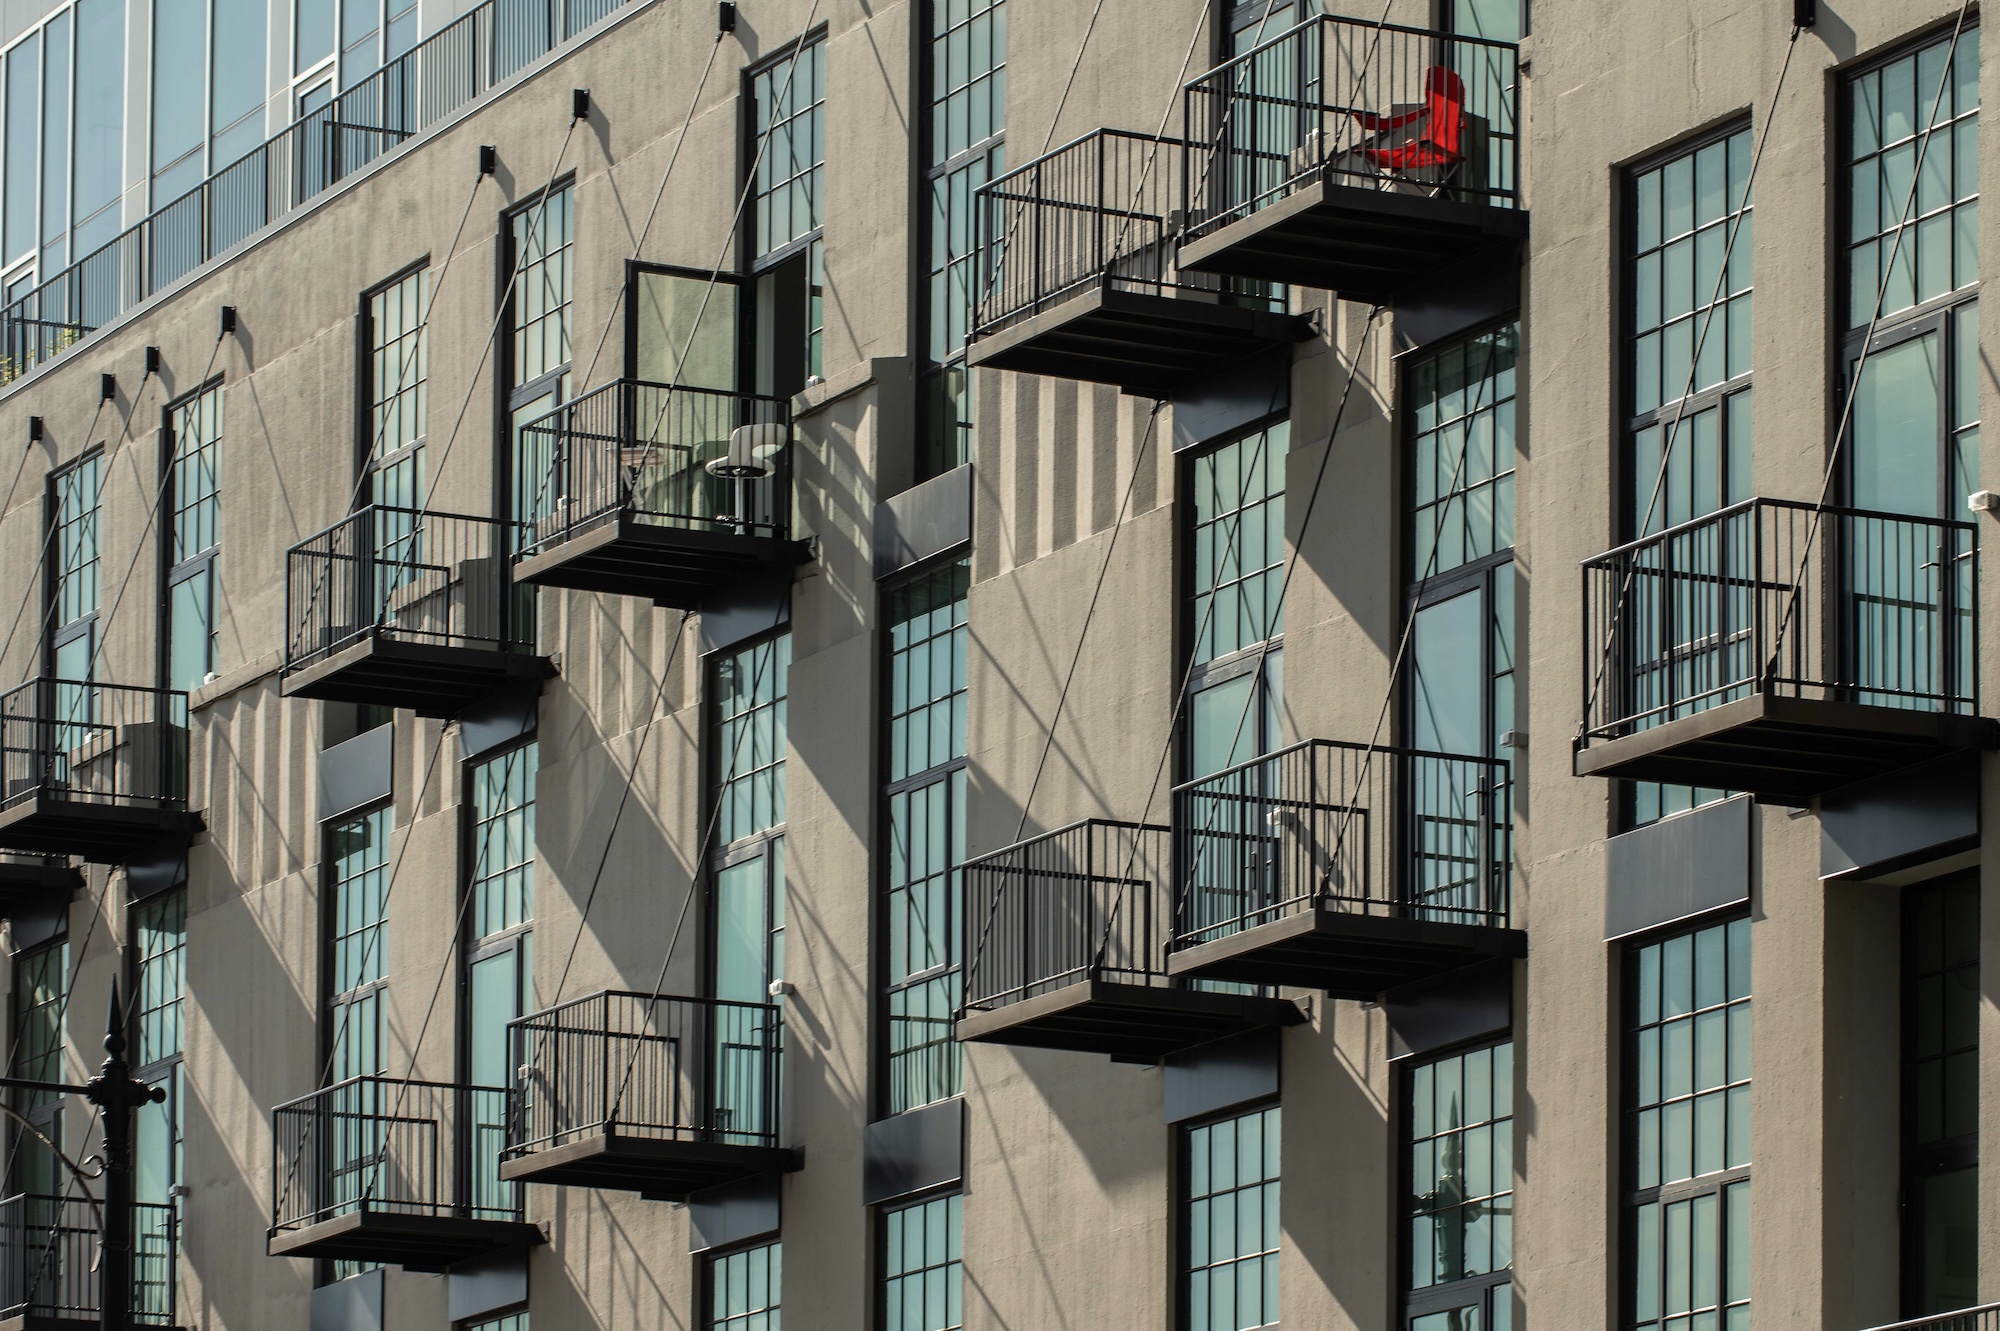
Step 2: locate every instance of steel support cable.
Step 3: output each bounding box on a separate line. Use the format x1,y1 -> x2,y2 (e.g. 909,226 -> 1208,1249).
287,159 -> 490,651
1763,2 -> 1974,683
1578,22 -> 1803,732
0,400 -> 106,683
0,866 -> 113,1185
367,111 -> 583,616
601,600 -> 787,1126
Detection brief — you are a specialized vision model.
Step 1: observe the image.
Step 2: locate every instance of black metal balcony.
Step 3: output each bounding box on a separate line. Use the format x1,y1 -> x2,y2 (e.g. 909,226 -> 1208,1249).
512,382 -> 808,609
1167,739 -> 1521,998
0,857 -> 81,919
0,1192 -> 178,1327
1178,15 -> 1526,302
1577,499 -> 1996,801
958,819 -> 1302,1059
0,681 -> 202,864
969,130 -> 1313,395
282,506 -> 555,716
502,992 -> 795,1202
269,1076 -> 540,1271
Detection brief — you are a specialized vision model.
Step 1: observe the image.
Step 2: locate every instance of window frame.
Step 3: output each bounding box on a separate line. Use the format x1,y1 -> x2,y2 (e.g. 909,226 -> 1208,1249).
356,257 -> 431,498
497,177 -> 577,526
322,800 -> 392,1086
1899,871 -> 1980,1317
621,258 -> 752,390
703,1235 -> 783,1331
1398,1036 -> 1515,1326
43,445 -> 102,676
875,1186 -> 964,1331
1176,1098 -> 1282,1331
158,377 -> 224,693
705,631 -> 791,1005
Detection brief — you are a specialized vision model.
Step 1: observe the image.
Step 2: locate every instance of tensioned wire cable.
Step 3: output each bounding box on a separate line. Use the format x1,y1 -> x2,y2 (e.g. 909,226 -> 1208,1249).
1580,17 -> 1804,731
0,389 -> 125,683
1763,2 -> 1975,680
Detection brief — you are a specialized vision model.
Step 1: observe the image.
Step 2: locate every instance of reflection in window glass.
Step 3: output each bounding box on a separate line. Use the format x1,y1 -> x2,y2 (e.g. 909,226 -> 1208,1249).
1627,918 -> 1750,1331
1185,1105 -> 1280,1331
882,1193 -> 962,1331
6,35 -> 39,262
1846,29 -> 1979,326
710,1241 -> 781,1331
1408,1043 -> 1514,1317
1903,879 -> 1979,1314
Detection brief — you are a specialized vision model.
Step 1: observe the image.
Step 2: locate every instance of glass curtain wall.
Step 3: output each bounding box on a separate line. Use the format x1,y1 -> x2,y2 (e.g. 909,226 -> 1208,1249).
1621,126 -> 1754,827
918,0 -> 1005,479
883,561 -> 968,1115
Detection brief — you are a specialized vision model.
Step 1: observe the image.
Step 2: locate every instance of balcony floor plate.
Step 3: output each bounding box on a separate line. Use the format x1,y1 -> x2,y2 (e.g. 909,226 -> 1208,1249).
281,633 -> 557,717
267,1210 -> 544,1273
0,798 -> 203,865
514,516 -> 808,610
1178,178 -> 1528,303
956,978 -> 1304,1060
969,287 -> 1313,396
0,860 -> 80,919
1167,905 -> 1525,999
1574,693 -> 2000,801
499,1132 -> 800,1202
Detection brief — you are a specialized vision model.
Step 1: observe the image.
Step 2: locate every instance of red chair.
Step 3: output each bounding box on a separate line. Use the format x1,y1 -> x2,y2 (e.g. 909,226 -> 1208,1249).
1352,67 -> 1468,175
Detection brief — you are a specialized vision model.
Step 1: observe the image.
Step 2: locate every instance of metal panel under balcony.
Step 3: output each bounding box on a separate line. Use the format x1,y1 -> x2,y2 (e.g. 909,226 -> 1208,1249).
0,681 -> 203,864
0,857 -> 80,920
1575,498 -> 1998,801
1166,739 -> 1523,998
512,383 -> 809,609
957,820 -> 1302,1060
966,131 -> 1313,396
268,1076 -> 542,1271
501,993 -> 797,1201
281,506 -> 556,716
1176,16 -> 1527,302
0,1192 -> 179,1329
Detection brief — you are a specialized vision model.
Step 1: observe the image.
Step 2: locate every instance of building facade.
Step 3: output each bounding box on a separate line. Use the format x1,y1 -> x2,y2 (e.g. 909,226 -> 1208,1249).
0,0 -> 1989,1329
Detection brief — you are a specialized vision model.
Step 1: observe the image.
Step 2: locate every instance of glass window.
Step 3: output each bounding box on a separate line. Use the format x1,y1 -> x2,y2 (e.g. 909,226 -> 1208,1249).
150,0 -> 205,201
715,635 -> 790,846
1407,1044 -> 1514,1326
134,889 -> 188,1068
40,13 -> 68,270
296,0 -> 335,73
511,185 -> 573,390
11,936 -> 68,1199
50,451 -> 101,643
1903,878 -> 1979,1315
882,1192 -> 963,1331
1191,424 -> 1286,667
470,742 -> 537,939
1410,326 -> 1517,580
884,561 -> 969,1114
328,806 -> 389,1080
210,0 -> 266,169
72,0 -> 124,253
1627,917 -> 1751,1331
920,0 -> 1006,479
166,386 -> 223,691
367,268 -> 428,466
6,34 -> 39,263
710,1241 -> 781,1331
1184,1104 -> 1280,1331
1847,28 -> 1979,326
467,1315 -> 528,1331
753,38 -> 824,261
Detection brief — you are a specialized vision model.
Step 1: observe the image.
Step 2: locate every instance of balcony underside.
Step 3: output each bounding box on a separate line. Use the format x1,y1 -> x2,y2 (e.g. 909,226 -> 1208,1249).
956,978 -> 1304,1060
968,287 -> 1314,396
268,1210 -> 544,1273
513,516 -> 807,610
499,1132 -> 801,1203
1167,905 -> 1526,1000
1574,694 -> 2000,802
281,633 -> 557,717
0,798 -> 202,865
0,860 -> 81,917
0,1315 -> 121,1331
1178,178 -> 1528,304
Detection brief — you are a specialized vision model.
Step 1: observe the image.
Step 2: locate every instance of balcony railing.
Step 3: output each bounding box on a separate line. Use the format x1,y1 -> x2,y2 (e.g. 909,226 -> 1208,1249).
506,992 -> 783,1159
1182,13 -> 1522,242
515,379 -> 794,558
1580,498 -> 1979,745
1172,738 -> 1512,949
0,680 -> 190,814
0,1192 -> 177,1325
977,130 -> 1279,334
0,0 -> 636,386
270,1075 -> 516,1237
1866,1309 -> 2000,1331
286,506 -> 535,669
963,819 -> 1174,1012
